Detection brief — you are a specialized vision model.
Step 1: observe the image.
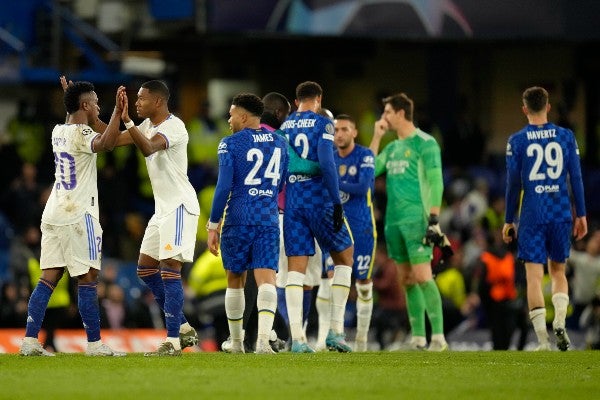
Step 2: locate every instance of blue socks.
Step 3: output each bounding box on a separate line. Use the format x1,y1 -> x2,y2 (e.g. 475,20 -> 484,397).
303,288 -> 312,325
276,286 -> 289,326
138,265 -> 188,326
78,281 -> 101,342
25,278 -> 55,338
161,267 -> 184,338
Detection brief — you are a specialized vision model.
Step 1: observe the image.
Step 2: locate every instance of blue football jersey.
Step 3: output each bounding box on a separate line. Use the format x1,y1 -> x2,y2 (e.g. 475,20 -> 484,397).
280,110 -> 339,209
216,127 -> 288,227
335,144 -> 376,231
505,122 -> 586,226
335,144 -> 376,278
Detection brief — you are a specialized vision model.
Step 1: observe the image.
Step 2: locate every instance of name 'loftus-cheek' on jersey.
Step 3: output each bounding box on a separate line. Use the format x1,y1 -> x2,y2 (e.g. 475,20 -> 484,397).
281,110 -> 338,209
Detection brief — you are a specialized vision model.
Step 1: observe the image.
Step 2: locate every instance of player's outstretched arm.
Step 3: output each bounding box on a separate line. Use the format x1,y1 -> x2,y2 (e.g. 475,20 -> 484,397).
121,102 -> 165,156
369,117 -> 388,156
93,86 -> 127,152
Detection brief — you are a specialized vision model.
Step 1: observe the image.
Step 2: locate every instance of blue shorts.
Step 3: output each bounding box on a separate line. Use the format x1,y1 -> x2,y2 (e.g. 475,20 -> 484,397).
283,205 -> 353,257
517,221 -> 572,264
349,223 -> 376,280
221,224 -> 279,274
322,225 -> 375,280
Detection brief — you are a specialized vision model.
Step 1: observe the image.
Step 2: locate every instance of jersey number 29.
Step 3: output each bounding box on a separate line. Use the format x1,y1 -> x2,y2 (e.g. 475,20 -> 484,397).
527,142 -> 563,181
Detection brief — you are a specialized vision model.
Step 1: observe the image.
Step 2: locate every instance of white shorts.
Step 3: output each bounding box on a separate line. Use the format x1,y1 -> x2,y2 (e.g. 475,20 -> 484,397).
40,213 -> 102,277
276,213 -> 322,288
140,205 -> 199,263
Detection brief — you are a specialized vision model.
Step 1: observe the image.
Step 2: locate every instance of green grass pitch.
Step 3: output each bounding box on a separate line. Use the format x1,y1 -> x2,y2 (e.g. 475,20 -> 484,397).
1,351 -> 598,400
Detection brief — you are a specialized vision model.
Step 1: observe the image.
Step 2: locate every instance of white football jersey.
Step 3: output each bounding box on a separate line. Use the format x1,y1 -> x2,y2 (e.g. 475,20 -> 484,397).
42,124 -> 100,225
137,114 -> 200,217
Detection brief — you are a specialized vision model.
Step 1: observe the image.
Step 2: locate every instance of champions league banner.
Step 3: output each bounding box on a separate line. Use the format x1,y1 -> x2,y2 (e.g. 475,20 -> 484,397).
205,0 -> 600,40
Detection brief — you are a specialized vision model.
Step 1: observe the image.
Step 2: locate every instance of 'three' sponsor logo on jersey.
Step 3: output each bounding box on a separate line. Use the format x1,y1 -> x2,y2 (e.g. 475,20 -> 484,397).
535,184 -> 560,193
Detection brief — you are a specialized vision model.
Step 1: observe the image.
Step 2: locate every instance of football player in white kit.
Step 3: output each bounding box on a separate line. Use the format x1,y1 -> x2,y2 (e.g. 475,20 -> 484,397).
20,81 -> 127,356
118,80 -> 200,356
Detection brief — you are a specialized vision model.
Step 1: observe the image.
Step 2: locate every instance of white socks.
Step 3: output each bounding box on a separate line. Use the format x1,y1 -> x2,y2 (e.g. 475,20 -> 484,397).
330,265 -> 352,333
316,277 -> 333,347
552,293 -> 569,330
225,288 -> 245,343
166,337 -> 181,350
257,283 -> 277,343
355,281 -> 373,343
286,271 -> 305,341
529,308 -> 549,345
179,322 -> 192,334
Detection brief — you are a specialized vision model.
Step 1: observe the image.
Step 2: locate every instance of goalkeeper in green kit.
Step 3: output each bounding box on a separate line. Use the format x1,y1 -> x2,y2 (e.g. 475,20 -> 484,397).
369,93 -> 451,351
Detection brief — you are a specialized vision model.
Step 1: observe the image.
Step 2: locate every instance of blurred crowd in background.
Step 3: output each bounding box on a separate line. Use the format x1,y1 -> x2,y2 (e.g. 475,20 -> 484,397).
1,92 -> 600,352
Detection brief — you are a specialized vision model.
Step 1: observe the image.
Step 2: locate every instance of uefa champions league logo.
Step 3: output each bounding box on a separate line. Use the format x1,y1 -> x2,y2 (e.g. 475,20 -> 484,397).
279,0 -> 473,37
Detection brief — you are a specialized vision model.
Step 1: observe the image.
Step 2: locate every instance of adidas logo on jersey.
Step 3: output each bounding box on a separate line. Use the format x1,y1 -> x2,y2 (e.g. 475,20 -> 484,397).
164,244 -> 173,251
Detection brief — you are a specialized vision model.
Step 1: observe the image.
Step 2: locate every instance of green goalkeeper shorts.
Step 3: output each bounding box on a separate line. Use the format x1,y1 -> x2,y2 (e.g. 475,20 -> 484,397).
384,221 -> 432,265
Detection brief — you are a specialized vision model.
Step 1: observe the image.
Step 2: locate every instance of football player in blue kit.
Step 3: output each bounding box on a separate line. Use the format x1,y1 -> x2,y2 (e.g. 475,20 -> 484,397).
280,81 -> 354,353
207,93 -> 289,354
503,86 -> 587,351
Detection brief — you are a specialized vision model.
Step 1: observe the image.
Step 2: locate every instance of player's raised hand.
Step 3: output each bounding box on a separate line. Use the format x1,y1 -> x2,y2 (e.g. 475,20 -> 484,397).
115,86 -> 127,113
60,75 -> 73,92
121,92 -> 131,123
374,117 -> 388,139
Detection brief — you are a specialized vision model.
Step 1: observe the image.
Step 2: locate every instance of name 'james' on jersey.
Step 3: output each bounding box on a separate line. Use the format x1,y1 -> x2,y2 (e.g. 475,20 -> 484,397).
505,122 -> 584,225
218,127 -> 288,226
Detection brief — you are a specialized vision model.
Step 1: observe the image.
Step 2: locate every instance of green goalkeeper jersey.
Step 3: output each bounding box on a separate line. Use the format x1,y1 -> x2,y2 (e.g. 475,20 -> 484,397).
374,128 -> 444,225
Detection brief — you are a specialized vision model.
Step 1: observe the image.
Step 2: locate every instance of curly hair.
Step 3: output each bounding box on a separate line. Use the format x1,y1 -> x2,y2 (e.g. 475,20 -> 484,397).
64,81 -> 95,114
232,93 -> 264,117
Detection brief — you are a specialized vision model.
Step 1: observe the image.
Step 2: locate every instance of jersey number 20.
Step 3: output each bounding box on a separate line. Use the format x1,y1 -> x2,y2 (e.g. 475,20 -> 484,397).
53,151 -> 77,190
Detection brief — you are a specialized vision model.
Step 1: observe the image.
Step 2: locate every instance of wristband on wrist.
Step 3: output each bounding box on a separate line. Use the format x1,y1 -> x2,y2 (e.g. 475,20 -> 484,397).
124,120 -> 135,130
207,221 -> 219,230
